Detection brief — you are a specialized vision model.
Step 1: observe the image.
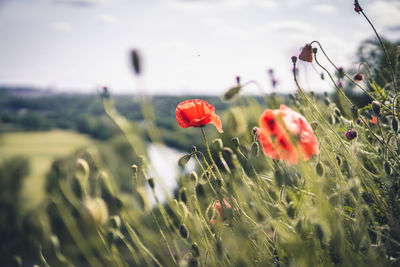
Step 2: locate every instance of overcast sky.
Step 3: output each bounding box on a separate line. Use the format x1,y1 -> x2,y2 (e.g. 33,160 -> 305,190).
0,0 -> 399,95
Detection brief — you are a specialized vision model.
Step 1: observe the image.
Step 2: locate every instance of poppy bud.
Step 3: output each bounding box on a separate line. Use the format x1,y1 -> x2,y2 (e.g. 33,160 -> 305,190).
310,121 -> 319,130
147,178 -> 155,189
213,138 -> 223,152
334,108 -> 341,117
179,187 -> 187,204
345,129 -> 358,140
392,118 -> 398,133
353,72 -> 364,82
130,49 -> 141,75
336,156 -> 342,166
252,126 -> 259,137
191,243 -> 200,258
109,216 -> 121,229
299,44 -> 313,63
372,101 -> 381,116
338,67 -> 344,79
178,154 -> 192,167
384,162 -> 392,176
316,162 -> 325,176
179,224 -> 189,239
191,145 -> 197,153
291,56 -> 297,64
223,85 -> 242,101
190,171 -> 198,183
354,0 -> 362,13
232,137 -> 240,148
251,142 -> 260,158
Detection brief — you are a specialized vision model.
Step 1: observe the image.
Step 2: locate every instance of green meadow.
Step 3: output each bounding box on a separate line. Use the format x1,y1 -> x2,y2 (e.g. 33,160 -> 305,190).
0,130 -> 94,210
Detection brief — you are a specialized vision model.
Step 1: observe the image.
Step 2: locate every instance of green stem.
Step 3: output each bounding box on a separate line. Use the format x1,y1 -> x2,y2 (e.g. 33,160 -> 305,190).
200,127 -> 223,180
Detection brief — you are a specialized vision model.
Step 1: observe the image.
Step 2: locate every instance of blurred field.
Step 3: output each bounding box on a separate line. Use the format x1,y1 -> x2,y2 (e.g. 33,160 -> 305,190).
0,130 -> 94,210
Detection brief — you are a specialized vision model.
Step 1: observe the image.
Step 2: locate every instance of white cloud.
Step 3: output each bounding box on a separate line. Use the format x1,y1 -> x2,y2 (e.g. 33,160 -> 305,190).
51,21 -> 73,32
311,4 -> 337,14
98,14 -> 117,24
366,1 -> 400,29
261,20 -> 316,34
169,0 -> 277,12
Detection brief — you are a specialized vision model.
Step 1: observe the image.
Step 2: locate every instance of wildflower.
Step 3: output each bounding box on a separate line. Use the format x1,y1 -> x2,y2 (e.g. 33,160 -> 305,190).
176,99 -> 223,133
337,80 -> 343,88
353,72 -> 364,82
210,199 -> 232,224
258,105 -> 319,165
354,0 -> 362,14
345,129 -> 358,140
299,44 -> 313,63
369,116 -> 378,126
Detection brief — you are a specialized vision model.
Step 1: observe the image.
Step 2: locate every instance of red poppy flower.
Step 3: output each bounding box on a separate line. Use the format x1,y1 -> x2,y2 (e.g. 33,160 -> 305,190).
369,116 -> 378,126
176,99 -> 223,133
299,44 -> 313,63
258,105 -> 319,165
210,199 -> 232,224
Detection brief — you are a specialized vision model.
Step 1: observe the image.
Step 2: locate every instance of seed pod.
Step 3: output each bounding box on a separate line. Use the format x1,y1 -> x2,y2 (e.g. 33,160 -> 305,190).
316,162 -> 325,176
179,224 -> 189,239
191,243 -> 200,258
372,101 -> 381,116
392,118 -> 398,133
384,162 -> 392,176
312,47 -> 318,54
291,56 -> 297,64
251,142 -> 260,157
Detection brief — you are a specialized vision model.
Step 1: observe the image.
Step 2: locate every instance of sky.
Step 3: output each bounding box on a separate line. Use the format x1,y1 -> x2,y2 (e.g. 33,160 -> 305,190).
0,0 -> 399,95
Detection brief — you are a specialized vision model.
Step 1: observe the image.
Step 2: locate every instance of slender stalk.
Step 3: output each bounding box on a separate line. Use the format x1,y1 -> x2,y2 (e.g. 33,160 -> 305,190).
200,127 -> 223,180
